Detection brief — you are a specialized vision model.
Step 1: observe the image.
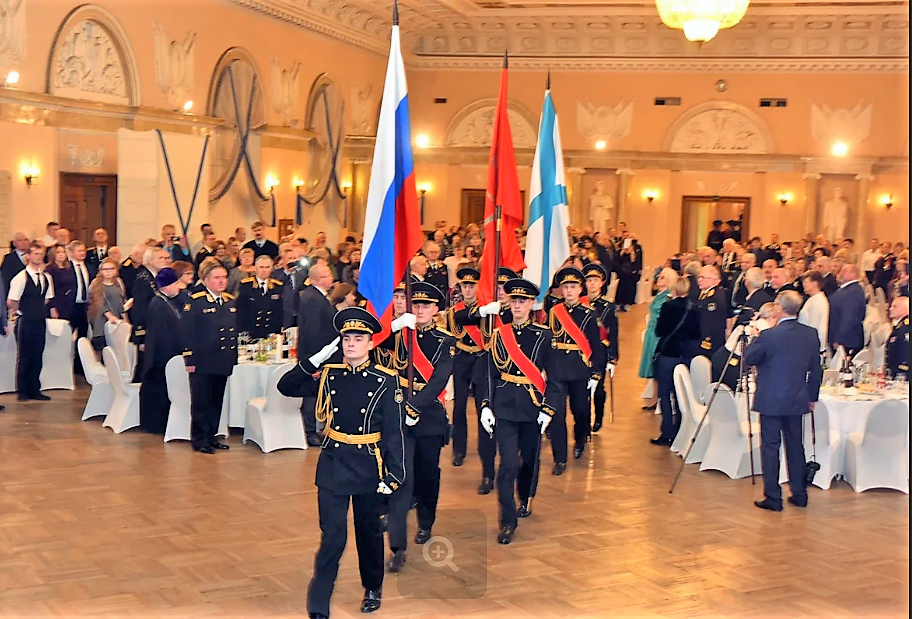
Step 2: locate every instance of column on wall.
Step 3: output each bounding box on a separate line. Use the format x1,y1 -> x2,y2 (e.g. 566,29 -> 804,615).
855,174 -> 874,243
349,160 -> 371,234
803,173 -> 821,235
616,168 -> 634,226
566,167 -> 585,227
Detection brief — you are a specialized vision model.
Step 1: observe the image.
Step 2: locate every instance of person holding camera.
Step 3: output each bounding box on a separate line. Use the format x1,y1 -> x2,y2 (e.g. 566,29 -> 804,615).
743,291 -> 822,512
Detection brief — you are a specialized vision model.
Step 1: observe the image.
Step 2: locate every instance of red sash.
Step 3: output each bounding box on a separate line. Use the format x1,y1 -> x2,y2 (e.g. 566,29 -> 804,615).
404,331 -> 446,405
552,303 -> 593,361
453,301 -> 484,349
497,324 -> 546,394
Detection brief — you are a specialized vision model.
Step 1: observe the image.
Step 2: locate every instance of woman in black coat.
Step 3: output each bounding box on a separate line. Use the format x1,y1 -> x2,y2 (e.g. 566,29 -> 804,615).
138,269 -> 186,434
46,245 -> 76,321
650,274 -> 702,446
616,237 -> 643,310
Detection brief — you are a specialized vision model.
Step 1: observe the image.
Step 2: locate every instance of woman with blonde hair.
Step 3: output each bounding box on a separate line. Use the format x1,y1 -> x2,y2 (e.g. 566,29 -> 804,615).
87,257 -> 127,351
228,248 -> 256,296
638,268 -> 678,409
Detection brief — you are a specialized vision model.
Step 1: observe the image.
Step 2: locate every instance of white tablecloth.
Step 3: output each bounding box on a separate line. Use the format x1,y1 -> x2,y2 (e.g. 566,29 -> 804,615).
819,389 -> 910,438
222,361 -> 287,428
0,320 -> 75,394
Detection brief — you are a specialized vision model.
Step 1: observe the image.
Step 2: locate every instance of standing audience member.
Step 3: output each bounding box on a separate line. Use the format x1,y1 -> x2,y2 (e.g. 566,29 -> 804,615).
0,272 -> 6,410
169,261 -> 196,302
236,256 -> 285,339
695,266 -> 729,357
638,268 -> 676,410
243,221 -> 280,259
297,262 -> 338,446
815,257 -> 838,297
828,264 -> 866,356
616,233 -> 643,311
228,248 -> 256,296
46,245 -> 75,325
885,297 -> 909,377
190,223 -> 212,257
424,242 -> 449,302
730,252 -> 757,308
41,222 -> 60,249
193,231 -> 218,276
85,228 -> 110,278
798,271 -> 830,353
87,258 -> 127,352
733,267 -> 772,326
1,231 -> 30,284
67,241 -> 92,348
131,247 -> 169,381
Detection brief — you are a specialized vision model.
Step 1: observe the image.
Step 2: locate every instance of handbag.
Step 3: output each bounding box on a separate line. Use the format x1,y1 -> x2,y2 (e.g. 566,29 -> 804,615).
652,300 -> 693,370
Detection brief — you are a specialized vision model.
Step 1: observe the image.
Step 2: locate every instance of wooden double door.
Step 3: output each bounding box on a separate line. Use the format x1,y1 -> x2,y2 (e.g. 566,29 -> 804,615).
59,174 -> 118,245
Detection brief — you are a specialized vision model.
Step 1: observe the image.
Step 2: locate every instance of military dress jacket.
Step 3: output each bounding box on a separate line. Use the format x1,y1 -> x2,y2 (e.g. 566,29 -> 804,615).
886,317 -> 910,377
696,285 -> 730,356
236,277 -> 285,339
181,289 -> 238,376
548,301 -> 606,382
588,294 -> 620,364
130,266 -> 158,346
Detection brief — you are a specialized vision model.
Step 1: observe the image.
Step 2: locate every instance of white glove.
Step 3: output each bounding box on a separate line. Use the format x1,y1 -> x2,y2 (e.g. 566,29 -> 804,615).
537,411 -> 552,434
588,378 -> 598,397
478,301 -> 501,317
377,481 -> 393,495
605,363 -> 616,378
308,336 -> 340,367
532,301 -> 543,311
391,313 -> 417,332
480,406 -> 496,436
405,413 -> 419,427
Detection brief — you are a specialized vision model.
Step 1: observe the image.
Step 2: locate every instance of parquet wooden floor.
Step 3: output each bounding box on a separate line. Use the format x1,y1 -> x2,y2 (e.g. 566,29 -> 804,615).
0,305 -> 908,618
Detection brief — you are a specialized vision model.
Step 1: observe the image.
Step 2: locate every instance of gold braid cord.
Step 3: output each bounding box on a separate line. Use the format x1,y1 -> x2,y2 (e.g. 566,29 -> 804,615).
315,368 -> 333,430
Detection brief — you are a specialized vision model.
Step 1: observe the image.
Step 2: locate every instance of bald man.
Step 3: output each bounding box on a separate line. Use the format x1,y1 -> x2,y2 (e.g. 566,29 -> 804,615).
297,261 -> 338,446
886,297 -> 910,378
827,264 -> 866,356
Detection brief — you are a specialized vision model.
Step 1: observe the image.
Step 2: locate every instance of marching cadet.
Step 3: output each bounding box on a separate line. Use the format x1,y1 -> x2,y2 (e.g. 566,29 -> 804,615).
583,264 -> 619,433
446,267 -> 486,467
480,278 -> 560,544
469,267 -> 518,494
695,265 -> 730,358
543,273 -> 563,315
371,279 -> 409,369
382,282 -> 454,572
236,255 -> 285,339
886,296 -> 910,378
182,264 -> 237,454
276,307 -> 406,619
548,267 -> 605,472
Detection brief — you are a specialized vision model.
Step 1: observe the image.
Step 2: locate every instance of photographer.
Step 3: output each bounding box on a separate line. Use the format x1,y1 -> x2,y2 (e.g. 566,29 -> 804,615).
712,302 -> 777,390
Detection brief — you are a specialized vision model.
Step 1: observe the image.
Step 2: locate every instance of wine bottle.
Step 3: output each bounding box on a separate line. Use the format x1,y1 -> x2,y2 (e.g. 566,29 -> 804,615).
841,356 -> 854,389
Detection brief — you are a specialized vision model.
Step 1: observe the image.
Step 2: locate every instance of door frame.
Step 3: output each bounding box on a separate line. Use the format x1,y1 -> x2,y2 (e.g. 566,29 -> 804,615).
680,195 -> 751,252
59,173 -> 118,245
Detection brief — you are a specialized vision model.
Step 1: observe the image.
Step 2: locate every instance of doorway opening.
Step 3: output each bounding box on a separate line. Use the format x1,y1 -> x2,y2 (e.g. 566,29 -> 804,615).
680,196 -> 749,252
59,173 -> 118,245
460,188 -> 525,227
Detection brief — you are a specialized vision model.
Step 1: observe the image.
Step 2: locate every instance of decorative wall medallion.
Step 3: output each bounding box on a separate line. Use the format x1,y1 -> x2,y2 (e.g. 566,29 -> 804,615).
576,99 -> 634,146
696,180 -> 739,195
52,20 -> 128,103
271,57 -> 301,127
810,102 -> 872,147
667,105 -> 772,154
0,0 -> 26,76
68,144 -> 105,168
446,100 -> 537,149
349,84 -> 374,135
152,23 -> 195,109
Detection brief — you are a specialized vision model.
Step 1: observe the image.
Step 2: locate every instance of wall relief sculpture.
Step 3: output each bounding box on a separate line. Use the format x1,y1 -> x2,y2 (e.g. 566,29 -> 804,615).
810,102 -> 872,148
51,19 -> 128,103
0,0 -> 26,77
349,84 -> 375,135
152,23 -> 195,109
68,144 -> 105,168
445,100 -> 536,148
271,57 -> 301,127
667,104 -> 771,154
576,99 -> 634,146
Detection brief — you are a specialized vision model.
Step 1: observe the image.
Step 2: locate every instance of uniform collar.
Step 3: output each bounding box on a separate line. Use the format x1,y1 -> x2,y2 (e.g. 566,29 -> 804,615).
417,321 -> 436,332
512,317 -> 533,329
564,299 -> 581,308
346,358 -> 371,372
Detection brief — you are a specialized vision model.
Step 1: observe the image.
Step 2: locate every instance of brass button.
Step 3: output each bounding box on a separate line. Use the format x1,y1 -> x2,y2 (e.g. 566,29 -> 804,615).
358,426 -> 363,431
331,390 -> 336,395
367,392 -> 373,397
361,408 -> 366,413
358,445 -> 363,449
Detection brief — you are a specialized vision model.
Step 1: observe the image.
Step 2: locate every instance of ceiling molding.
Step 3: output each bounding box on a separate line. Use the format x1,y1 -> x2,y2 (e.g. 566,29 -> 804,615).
407,57 -> 910,72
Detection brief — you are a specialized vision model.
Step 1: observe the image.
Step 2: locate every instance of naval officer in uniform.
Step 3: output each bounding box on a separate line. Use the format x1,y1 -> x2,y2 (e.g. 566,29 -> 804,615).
236,255 -> 285,339
886,296 -> 910,378
277,307 -> 406,618
695,265 -> 730,358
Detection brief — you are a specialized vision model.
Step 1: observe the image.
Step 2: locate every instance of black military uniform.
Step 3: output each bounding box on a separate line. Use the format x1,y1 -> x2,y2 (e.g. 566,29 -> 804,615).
426,259 -> 449,306
764,243 -> 783,265
583,264 -> 619,433
182,287 -> 238,453
139,282 -> 185,434
236,276 -> 285,339
548,267 -> 605,471
120,255 -> 139,299
130,265 -> 158,381
886,316 -> 910,378
276,308 -> 405,619
193,246 -> 215,277
382,282 -> 454,570
695,283 -> 730,358
482,278 -> 560,544
446,268 -> 485,467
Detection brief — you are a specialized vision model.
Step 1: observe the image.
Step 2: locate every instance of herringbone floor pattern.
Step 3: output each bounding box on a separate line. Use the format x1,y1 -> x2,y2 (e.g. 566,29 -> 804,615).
0,305 -> 907,618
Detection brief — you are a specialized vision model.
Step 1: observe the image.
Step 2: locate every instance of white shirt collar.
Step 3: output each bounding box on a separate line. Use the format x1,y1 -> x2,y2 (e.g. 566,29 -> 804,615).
779,316 -> 797,323
256,277 -> 268,286
25,264 -> 43,276
256,239 -> 265,247
840,279 -> 859,289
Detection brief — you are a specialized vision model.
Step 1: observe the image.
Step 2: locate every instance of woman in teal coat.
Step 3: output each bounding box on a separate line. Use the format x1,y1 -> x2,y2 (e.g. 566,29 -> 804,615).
638,268 -> 678,408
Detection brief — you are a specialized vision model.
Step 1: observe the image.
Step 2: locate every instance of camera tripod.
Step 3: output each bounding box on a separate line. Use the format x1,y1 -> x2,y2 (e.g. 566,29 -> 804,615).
669,329 -> 757,494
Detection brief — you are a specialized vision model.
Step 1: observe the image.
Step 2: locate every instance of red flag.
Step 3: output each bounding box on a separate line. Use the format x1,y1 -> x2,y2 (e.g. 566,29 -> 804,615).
477,56 -> 526,304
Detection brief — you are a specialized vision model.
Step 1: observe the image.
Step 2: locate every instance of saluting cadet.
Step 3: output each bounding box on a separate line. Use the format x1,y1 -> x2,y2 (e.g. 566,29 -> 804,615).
236,255 -> 285,339
277,307 -> 406,619
382,282 -> 454,572
480,278 -> 560,544
583,264 -> 619,433
886,297 -> 910,378
695,265 -> 730,358
446,267 -> 486,468
548,267 -> 605,472
181,264 -> 237,454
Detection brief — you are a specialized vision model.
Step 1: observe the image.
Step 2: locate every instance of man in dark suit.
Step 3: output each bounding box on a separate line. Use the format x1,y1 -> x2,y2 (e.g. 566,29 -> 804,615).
730,252 -> 757,309
272,247 -> 305,328
84,228 -> 110,280
1,231 -> 29,285
744,291 -> 822,512
193,232 -> 218,277
815,257 -> 838,297
297,261 -> 338,446
243,221 -> 280,259
827,264 -> 867,356
706,220 -> 725,252
733,267 -> 773,326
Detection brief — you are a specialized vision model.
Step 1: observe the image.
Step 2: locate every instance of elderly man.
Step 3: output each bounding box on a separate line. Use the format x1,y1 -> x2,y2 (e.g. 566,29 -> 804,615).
733,267 -> 772,327
799,271 -> 830,354
745,291 -> 822,512
298,261 -> 338,446
861,239 -> 882,284
770,267 -> 796,295
695,265 -> 729,357
132,247 -> 170,381
731,252 -> 757,308
720,238 -> 739,275
1,231 -> 30,284
828,264 -> 867,356
815,257 -> 838,297
886,297 -> 910,378
761,259 -> 778,290
424,242 -> 449,303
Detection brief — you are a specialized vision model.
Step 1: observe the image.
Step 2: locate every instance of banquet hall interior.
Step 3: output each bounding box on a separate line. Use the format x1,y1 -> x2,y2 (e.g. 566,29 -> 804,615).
0,0 -> 909,617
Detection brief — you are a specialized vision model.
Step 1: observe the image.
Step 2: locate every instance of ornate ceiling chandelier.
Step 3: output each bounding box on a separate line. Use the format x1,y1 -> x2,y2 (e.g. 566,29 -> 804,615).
655,0 -> 750,43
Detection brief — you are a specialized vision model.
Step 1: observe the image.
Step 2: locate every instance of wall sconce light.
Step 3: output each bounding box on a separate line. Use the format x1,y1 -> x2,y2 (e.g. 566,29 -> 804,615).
643,189 -> 658,203
414,133 -> 431,149
417,182 -> 432,225
831,141 -> 849,157
417,182 -> 432,196
265,174 -> 279,193
595,140 -> 607,151
182,100 -> 193,112
880,194 -> 894,209
293,177 -> 305,193
778,192 -> 793,206
5,70 -> 20,86
22,164 -> 39,188
341,180 -> 352,194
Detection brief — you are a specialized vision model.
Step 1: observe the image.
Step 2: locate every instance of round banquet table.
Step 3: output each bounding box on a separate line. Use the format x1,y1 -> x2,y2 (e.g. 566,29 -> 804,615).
222,360 -> 290,428
817,387 -> 910,436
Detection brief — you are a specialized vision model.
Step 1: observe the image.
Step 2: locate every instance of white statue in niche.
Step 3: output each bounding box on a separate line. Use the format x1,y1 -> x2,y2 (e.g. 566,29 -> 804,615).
589,181 -> 615,233
822,186 -> 849,241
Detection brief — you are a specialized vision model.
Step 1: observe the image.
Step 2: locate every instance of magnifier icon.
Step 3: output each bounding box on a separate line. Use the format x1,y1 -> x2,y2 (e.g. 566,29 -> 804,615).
423,536 -> 459,572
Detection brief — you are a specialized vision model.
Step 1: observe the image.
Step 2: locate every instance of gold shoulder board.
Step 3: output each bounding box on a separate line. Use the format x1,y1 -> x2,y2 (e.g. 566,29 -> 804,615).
190,291 -> 208,299
222,292 -> 236,300
269,279 -> 284,286
240,277 -> 255,284
375,365 -> 398,377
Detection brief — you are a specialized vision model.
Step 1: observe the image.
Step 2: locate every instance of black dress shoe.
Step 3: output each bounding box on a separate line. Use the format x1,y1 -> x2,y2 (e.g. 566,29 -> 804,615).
497,526 -> 515,545
592,420 -> 603,433
209,442 -> 230,450
552,462 -> 567,476
414,528 -> 432,544
650,437 -> 672,446
453,454 -> 465,467
194,445 -> 216,454
16,394 -> 29,402
573,444 -> 585,459
308,614 -> 329,619
387,550 -> 406,572
361,589 -> 382,613
31,393 -> 51,401
754,499 -> 783,512
642,403 -> 658,411
787,496 -> 808,508
517,503 -> 532,518
477,477 -> 494,495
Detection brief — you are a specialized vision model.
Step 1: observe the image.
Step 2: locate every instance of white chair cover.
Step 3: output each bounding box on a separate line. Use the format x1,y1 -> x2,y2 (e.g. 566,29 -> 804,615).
105,321 -> 135,378
690,356 -> 712,405
101,346 -> 141,434
670,365 -> 710,462
40,320 -> 75,391
77,337 -> 113,421
163,356 -> 229,441
805,402 -> 843,490
843,399 -> 909,493
699,383 -> 762,479
243,364 -> 306,453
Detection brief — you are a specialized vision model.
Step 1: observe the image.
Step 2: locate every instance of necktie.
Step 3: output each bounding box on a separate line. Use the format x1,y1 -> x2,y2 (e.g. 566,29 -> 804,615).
217,296 -> 223,306
76,264 -> 87,302
20,252 -> 26,265
261,282 -> 267,296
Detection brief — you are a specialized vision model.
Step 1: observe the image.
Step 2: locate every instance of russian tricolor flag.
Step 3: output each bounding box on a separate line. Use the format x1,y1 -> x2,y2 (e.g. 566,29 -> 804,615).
360,3 -> 423,337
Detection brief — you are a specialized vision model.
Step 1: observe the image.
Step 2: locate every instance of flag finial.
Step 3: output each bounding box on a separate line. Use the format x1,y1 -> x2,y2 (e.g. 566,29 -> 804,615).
393,0 -> 399,25
503,49 -> 509,68
546,69 -> 551,90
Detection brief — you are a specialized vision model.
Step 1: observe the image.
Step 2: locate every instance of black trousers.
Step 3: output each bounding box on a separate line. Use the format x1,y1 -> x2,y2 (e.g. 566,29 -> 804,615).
760,414 -> 807,508
16,318 -> 46,397
388,434 -> 443,551
139,367 -> 170,435
550,379 -> 589,463
132,349 -> 145,384
656,355 -> 684,441
593,372 -> 608,425
307,489 -> 384,617
71,303 -> 89,374
451,353 -> 480,458
495,419 -> 541,528
189,373 -> 227,448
